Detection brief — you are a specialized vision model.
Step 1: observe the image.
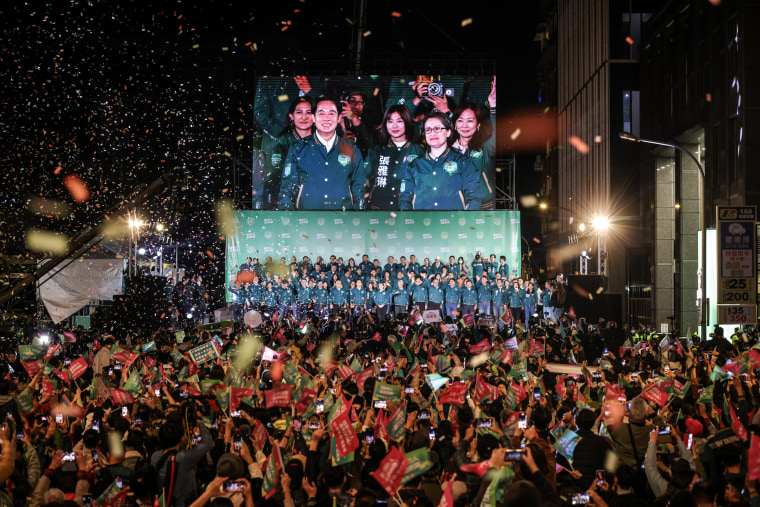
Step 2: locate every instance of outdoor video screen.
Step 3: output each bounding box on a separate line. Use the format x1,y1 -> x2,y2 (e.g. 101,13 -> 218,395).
252,75 -> 496,211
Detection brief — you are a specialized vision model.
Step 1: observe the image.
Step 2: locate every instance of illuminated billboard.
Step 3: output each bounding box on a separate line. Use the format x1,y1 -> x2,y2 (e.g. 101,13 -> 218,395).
252,75 -> 496,211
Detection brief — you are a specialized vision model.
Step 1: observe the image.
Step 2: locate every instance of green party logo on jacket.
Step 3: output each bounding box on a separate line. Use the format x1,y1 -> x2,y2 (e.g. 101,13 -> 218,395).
271,153 -> 282,166
338,154 -> 351,166
471,150 -> 482,159
283,163 -> 292,177
443,160 -> 458,174
407,154 -> 418,162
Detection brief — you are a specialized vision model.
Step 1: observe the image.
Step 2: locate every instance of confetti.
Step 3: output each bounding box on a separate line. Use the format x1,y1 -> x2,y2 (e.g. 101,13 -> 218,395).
594,135 -> 602,143
625,36 -> 634,45
390,11 -> 402,18
461,18 -> 473,27
510,128 -> 521,140
568,136 -> 590,154
62,175 -> 91,203
26,229 -> 69,254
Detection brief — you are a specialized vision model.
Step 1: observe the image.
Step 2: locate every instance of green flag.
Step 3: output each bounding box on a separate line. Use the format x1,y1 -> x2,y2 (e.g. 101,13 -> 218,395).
200,379 -> 223,395
387,402 -> 407,441
373,382 -> 402,403
508,359 -> 527,380
214,386 -> 231,412
676,381 -> 692,398
123,370 -> 142,395
401,448 -> 433,484
14,394 -> 34,414
331,435 -> 355,466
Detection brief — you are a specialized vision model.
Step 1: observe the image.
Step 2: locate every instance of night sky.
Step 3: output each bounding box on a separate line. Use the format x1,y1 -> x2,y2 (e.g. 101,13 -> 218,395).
1,1 -> 543,313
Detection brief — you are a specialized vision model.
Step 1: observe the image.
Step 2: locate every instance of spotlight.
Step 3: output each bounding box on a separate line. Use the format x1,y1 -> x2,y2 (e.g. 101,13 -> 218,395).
138,248 -> 146,255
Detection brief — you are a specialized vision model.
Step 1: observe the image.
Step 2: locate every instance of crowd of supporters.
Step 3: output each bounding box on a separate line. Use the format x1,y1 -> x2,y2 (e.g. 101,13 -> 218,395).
1,257 -> 759,507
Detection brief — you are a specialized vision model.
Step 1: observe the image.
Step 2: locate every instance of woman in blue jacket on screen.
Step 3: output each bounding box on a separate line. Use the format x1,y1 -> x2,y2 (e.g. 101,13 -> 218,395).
398,112 -> 480,211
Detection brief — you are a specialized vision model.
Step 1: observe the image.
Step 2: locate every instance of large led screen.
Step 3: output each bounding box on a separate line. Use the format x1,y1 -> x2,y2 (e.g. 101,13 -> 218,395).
252,75 -> 496,211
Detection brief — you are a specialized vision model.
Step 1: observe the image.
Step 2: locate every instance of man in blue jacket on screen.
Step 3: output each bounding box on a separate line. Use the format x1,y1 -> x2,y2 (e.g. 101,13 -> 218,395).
278,98 -> 365,210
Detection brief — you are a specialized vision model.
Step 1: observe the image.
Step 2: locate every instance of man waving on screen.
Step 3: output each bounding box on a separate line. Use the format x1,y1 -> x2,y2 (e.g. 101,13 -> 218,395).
278,98 -> 365,210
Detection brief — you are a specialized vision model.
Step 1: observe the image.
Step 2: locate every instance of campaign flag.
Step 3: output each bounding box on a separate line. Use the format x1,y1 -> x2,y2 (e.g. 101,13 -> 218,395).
329,409 -> 360,459
439,381 -> 467,405
504,387 -> 518,410
552,428 -> 581,460
372,332 -> 383,342
499,308 -> 512,326
44,343 -> 62,362
508,359 -> 527,380
728,401 -> 748,440
336,363 -> 355,381
252,420 -> 269,448
462,313 -> 475,327
200,379 -> 223,395
264,386 -> 292,408
355,366 -> 375,391
511,382 -> 527,404
387,402 -> 407,442
675,381 -> 692,398
641,383 -> 669,407
373,382 -> 402,403
111,389 -> 135,406
480,467 -> 514,507
214,386 -> 231,413
293,388 -> 317,414
438,476 -> 457,507
474,375 -> 500,403
373,445 -> 409,497
143,355 -> 157,369
374,409 -> 390,442
567,306 -> 577,319
556,377 -> 567,400
749,350 -> 760,370
468,338 -> 491,355
113,350 -> 139,369
330,434 -> 355,466
66,357 -> 89,380
749,434 -> 760,481
697,384 -> 714,404
22,361 -> 43,377
14,393 -> 34,414
529,339 -> 545,356
123,370 -> 142,395
41,379 -> 56,397
401,448 -> 434,485
261,445 -> 282,499
459,460 -> 491,477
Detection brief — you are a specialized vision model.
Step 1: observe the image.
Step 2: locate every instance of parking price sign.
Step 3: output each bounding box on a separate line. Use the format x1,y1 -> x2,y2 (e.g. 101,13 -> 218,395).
716,206 -> 757,313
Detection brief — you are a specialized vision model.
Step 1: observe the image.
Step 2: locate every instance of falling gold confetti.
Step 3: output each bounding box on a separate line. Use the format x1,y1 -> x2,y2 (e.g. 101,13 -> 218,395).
26,229 -> 69,254
63,174 -> 90,202
461,18 -> 473,27
568,136 -> 590,154
510,128 -> 522,140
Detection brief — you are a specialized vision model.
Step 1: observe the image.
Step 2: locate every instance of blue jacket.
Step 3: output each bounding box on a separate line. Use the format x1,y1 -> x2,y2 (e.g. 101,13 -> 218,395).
330,287 -> 348,305
262,289 -> 278,307
428,285 -> 444,304
508,288 -> 525,308
460,286 -> 478,305
399,149 -> 480,210
296,285 -> 312,303
411,284 -> 428,303
444,285 -> 461,303
477,283 -> 493,302
492,287 -> 508,305
523,291 -> 538,307
374,288 -> 391,306
392,287 -> 409,306
350,287 -> 367,305
278,135 -> 365,210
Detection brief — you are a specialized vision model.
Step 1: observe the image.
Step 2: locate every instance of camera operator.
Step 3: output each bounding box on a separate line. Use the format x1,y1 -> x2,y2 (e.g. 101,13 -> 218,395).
338,89 -> 377,158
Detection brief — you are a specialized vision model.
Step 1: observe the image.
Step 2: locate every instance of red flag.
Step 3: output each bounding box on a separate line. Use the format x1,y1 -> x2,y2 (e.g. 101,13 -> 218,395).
555,377 -> 567,400
113,350 -> 139,369
103,488 -> 129,507
68,357 -> 89,380
729,402 -> 748,440
252,421 -> 269,448
439,476 -> 457,507
293,388 -> 317,414
462,313 -> 475,326
468,338 -> 491,355
372,332 -> 382,342
230,387 -> 254,411
474,375 -> 500,403
439,381 -> 467,405
748,435 -> 760,480
568,307 -> 577,319
511,382 -> 527,404
674,337 -> 685,357
355,366 -> 375,391
641,383 -> 669,407
111,389 -> 135,406
45,343 -> 62,362
22,361 -> 42,377
459,460 -> 491,477
374,409 -> 390,442
373,445 -> 409,496
336,364 -> 355,381
143,355 -> 157,369
329,409 -> 360,459
63,332 -> 77,343
264,386 -> 292,408
321,360 -> 340,378
53,367 -> 70,384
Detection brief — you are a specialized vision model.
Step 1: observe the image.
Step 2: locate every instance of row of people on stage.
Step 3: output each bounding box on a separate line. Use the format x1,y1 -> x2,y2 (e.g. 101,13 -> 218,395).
229,265 -> 564,329
252,78 -> 496,211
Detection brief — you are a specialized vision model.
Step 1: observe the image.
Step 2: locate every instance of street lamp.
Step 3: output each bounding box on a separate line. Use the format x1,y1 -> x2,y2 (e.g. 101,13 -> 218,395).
619,131 -> 707,342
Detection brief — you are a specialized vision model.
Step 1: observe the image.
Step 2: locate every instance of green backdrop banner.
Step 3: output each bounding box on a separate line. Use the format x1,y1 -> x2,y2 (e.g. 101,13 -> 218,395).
226,210 -> 521,293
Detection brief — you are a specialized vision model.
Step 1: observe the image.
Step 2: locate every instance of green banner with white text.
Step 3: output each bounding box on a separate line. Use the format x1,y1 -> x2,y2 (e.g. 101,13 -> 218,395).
225,210 -> 520,298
